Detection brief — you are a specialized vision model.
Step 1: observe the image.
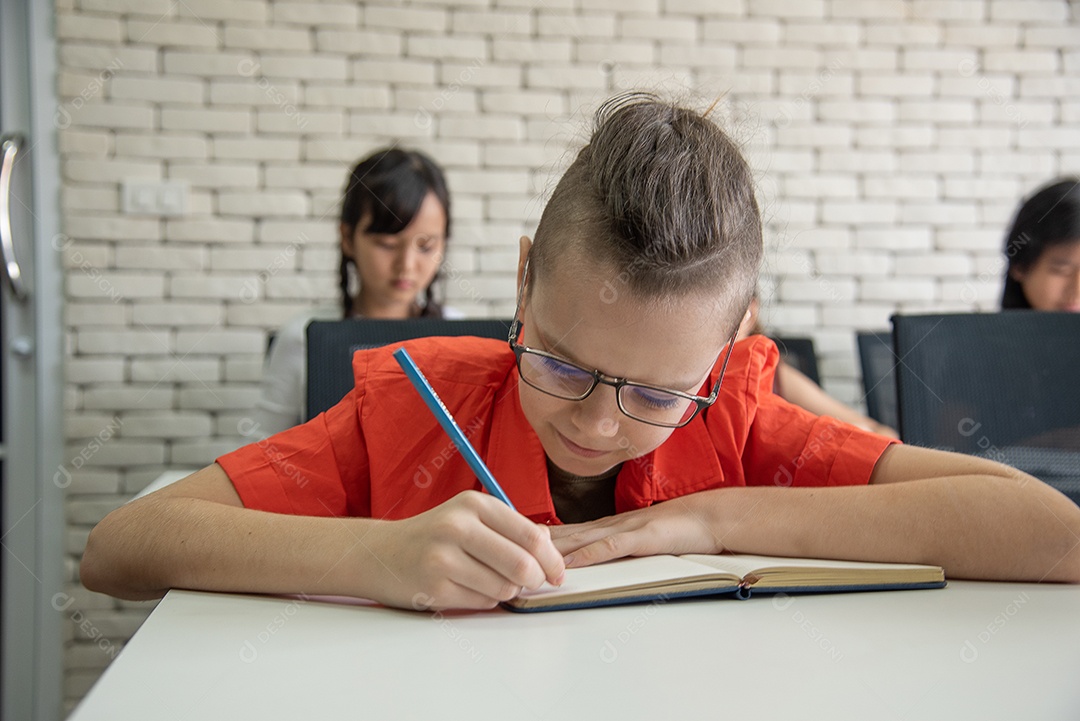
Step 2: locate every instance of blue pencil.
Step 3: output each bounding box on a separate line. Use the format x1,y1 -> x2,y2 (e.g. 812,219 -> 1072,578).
393,347 -> 516,510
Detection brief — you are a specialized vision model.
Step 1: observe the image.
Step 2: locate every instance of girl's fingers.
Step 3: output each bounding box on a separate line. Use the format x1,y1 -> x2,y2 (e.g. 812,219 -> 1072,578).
562,532 -> 644,568
422,580 -> 504,611
548,520 -> 593,540
394,491 -> 570,610
551,517 -> 638,556
472,498 -> 566,586
446,551 -> 524,603
457,524 -> 548,592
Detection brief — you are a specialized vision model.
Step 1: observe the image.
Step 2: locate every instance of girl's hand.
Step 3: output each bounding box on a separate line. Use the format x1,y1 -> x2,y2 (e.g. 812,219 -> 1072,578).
361,491 -> 565,611
549,496 -> 726,569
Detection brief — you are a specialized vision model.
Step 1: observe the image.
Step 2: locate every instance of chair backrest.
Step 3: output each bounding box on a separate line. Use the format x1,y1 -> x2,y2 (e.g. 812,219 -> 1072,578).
891,312 -> 1080,504
769,336 -> 820,386
305,318 -> 512,419
856,330 -> 898,431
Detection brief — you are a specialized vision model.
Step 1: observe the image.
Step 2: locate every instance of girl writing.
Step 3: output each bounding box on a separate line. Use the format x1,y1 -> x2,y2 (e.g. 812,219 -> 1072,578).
83,94 -> 1080,611
253,148 -> 457,435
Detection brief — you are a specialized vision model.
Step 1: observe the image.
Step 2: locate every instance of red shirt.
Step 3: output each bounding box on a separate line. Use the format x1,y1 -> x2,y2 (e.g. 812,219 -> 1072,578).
217,335 -> 897,524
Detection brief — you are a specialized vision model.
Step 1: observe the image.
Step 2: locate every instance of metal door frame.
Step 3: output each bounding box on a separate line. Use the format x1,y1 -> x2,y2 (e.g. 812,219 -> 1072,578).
2,0 -> 65,718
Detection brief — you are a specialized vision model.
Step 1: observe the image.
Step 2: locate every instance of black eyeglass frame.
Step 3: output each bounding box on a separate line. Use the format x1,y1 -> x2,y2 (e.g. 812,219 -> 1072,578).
507,258 -> 740,429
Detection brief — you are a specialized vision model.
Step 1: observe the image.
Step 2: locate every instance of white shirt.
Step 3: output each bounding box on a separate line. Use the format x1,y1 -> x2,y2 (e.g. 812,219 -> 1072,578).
248,305 -> 464,438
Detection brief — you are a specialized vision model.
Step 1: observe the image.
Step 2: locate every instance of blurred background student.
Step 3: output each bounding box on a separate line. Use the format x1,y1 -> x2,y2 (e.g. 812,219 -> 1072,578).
1001,177 -> 1080,313
740,295 -> 899,439
252,148 -> 459,436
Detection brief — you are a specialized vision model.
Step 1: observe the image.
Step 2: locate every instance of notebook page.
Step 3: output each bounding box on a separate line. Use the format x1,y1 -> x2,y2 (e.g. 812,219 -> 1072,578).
680,553 -> 939,578
516,555 -> 731,601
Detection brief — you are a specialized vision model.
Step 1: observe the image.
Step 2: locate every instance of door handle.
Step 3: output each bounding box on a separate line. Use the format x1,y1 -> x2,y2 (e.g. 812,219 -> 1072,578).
0,134 -> 29,301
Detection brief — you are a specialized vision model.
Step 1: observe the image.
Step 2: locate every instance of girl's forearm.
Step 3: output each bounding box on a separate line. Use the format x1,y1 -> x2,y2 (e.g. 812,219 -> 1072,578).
81,497 -> 387,601
703,476 -> 1080,582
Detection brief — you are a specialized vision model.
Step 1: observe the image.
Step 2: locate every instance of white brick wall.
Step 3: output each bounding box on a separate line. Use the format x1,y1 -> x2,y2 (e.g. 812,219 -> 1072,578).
56,0 -> 1077,709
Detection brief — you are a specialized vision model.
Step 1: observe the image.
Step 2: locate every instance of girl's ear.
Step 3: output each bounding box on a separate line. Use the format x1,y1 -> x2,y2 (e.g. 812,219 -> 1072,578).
340,224 -> 355,259
516,236 -> 532,294
736,297 -> 760,338
1009,265 -> 1027,283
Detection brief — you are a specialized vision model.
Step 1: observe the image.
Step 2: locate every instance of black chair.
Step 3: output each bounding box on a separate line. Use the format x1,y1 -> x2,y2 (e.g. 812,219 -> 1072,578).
769,336 -> 820,386
891,312 -> 1080,505
857,330 -> 898,431
305,318 -> 512,419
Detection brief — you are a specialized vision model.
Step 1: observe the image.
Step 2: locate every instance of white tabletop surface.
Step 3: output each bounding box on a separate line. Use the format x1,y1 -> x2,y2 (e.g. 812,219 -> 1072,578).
69,580 -> 1080,720
132,470 -> 196,501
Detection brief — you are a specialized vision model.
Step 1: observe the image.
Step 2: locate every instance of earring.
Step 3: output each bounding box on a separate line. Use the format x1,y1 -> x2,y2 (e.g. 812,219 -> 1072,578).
346,262 -> 363,317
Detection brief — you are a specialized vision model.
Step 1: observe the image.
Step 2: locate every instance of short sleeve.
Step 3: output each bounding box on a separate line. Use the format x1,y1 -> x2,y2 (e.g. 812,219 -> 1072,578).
217,384 -> 371,517
744,394 -> 897,487
738,338 -> 897,488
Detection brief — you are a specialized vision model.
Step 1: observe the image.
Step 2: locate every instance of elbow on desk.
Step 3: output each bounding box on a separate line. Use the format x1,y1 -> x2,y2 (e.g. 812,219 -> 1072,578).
1037,497 -> 1080,584
1056,534 -> 1080,585
1043,546 -> 1080,585
79,520 -> 121,599
1045,482 -> 1080,583
79,543 -> 113,599
993,469 -> 1080,584
81,514 -> 168,602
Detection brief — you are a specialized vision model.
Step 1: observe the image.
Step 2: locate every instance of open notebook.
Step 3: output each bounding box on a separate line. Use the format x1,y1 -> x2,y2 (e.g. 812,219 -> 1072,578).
504,553 -> 946,613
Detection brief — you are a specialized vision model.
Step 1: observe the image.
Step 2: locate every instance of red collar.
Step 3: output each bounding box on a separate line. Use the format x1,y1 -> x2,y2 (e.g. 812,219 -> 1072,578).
483,363 -> 729,524
484,368 -> 559,522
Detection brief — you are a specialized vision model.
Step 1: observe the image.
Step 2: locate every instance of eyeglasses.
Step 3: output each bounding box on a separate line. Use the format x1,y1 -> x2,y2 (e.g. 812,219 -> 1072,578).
507,259 -> 739,428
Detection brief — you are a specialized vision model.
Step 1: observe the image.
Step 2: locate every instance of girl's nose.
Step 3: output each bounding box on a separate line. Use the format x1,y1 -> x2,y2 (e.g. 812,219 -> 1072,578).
397,244 -> 419,274
570,384 -> 621,439
1066,269 -> 1080,302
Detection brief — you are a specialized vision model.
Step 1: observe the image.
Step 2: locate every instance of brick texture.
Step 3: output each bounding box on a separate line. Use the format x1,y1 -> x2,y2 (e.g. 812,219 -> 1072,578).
56,0 -> 1076,707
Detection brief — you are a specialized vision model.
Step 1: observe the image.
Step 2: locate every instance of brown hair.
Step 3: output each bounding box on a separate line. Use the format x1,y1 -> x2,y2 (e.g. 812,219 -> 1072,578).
531,92 -> 762,331
338,147 -> 450,318
1001,177 -> 1080,309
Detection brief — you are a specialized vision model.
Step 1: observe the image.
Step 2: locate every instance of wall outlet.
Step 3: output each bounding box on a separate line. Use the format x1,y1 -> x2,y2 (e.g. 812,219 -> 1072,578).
121,179 -> 189,217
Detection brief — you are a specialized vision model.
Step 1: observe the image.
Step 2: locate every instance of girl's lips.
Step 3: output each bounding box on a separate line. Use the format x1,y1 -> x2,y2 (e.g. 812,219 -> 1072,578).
392,279 -> 415,291
556,430 -> 609,458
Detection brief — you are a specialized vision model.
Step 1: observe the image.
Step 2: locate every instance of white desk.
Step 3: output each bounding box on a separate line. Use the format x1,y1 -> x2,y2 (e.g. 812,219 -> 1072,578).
69,582 -> 1080,720
132,470 -> 196,501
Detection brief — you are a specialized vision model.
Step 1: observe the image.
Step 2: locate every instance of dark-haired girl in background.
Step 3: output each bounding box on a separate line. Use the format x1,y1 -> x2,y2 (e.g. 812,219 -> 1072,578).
1002,178 -> 1080,312
252,148 -> 460,436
